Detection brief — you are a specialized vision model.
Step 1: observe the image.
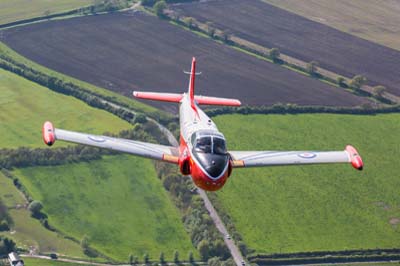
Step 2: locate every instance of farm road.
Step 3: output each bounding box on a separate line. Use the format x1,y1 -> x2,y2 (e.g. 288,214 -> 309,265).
173,0 -> 400,96
2,11 -> 367,110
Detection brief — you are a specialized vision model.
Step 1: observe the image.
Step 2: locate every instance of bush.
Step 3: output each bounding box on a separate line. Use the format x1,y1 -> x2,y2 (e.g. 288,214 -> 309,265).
0,220 -> 9,231
154,1 -> 167,17
28,200 -> 43,216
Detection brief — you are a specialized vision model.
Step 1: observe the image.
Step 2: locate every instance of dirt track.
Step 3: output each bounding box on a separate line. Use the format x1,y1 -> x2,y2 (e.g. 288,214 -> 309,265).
3,11 -> 367,110
172,0 -> 400,96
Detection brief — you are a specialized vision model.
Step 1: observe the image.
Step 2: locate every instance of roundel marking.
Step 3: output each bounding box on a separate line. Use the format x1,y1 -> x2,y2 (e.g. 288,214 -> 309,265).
88,136 -> 106,143
298,152 -> 317,159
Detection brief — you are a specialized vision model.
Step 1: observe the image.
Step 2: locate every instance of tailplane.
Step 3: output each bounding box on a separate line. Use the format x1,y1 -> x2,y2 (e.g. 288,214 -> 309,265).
133,57 -> 241,107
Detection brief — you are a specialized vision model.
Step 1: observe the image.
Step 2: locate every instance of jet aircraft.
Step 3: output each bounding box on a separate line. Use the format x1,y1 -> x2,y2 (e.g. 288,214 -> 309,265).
43,57 -> 363,191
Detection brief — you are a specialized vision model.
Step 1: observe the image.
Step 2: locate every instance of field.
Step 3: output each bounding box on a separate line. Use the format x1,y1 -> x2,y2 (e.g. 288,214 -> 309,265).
172,0 -> 400,96
263,0 -> 400,52
0,0 -> 92,26
21,257 -> 97,266
0,68 -> 132,148
12,155 -> 196,261
0,171 -> 87,258
212,113 -> 400,253
1,12 -> 367,110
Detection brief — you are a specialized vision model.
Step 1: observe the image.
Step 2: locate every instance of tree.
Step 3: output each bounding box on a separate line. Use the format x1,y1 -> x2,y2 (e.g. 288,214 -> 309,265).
337,76 -> 346,87
349,75 -> 367,90
306,61 -> 319,76
269,48 -> 280,62
154,1 -> 167,17
182,17 -> 195,29
220,30 -> 231,43
188,251 -> 194,264
207,257 -> 221,266
81,235 -> 89,251
144,253 -> 150,264
173,250 -> 179,263
133,113 -> 147,124
372,85 -> 386,99
197,239 -> 210,260
28,200 -> 43,216
206,22 -> 216,37
129,253 -> 134,265
159,251 -> 165,264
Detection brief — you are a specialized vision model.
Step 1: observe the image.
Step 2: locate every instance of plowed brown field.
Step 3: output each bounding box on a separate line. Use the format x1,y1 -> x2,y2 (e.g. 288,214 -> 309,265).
3,11 -> 367,110
173,0 -> 400,96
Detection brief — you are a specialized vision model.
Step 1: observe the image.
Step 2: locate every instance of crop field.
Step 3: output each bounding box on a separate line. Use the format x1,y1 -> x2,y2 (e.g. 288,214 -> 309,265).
0,0 -> 92,26
172,0 -> 400,96
263,0 -> 400,52
212,113 -> 400,253
1,12 -> 367,110
0,171 -> 87,257
0,68 -> 132,148
13,155 -> 196,261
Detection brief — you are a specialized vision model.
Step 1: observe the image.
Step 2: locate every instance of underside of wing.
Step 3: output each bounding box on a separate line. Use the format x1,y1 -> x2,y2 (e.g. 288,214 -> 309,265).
43,122 -> 179,164
229,145 -> 363,170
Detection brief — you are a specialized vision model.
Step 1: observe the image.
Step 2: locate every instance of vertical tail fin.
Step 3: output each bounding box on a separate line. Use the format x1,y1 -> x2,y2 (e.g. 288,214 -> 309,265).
188,57 -> 196,105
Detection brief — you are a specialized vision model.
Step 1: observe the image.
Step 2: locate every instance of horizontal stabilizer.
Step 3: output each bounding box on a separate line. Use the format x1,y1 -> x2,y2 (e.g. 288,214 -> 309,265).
134,91 -> 241,106
133,91 -> 183,103
194,95 -> 241,106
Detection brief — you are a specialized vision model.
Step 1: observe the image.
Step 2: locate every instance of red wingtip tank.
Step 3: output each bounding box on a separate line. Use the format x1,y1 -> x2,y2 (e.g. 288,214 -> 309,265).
346,145 -> 363,170
42,121 -> 55,146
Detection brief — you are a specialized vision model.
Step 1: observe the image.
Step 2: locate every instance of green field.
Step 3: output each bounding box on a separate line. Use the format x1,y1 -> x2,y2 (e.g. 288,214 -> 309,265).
13,155 -> 196,261
0,0 -> 92,26
213,113 -> 400,254
0,171 -> 87,258
21,257 -> 97,266
263,0 -> 400,51
0,68 -> 133,148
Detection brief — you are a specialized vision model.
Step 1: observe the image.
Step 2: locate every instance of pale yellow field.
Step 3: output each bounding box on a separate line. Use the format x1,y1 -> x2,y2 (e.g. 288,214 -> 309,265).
263,0 -> 400,51
0,0 -> 92,25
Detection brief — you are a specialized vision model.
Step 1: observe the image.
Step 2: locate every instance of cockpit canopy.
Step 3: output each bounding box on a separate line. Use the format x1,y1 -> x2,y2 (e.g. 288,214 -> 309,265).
191,130 -> 227,155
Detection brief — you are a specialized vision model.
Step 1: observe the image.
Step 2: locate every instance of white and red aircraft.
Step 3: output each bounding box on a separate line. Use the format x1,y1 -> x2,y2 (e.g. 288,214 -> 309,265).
43,57 -> 363,191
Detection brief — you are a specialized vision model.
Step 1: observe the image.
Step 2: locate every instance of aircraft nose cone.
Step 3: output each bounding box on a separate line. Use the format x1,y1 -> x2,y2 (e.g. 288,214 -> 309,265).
194,153 -> 229,178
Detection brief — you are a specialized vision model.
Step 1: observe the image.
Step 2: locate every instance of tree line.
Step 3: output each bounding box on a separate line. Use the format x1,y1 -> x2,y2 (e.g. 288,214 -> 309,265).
203,103 -> 400,118
154,162 -> 232,264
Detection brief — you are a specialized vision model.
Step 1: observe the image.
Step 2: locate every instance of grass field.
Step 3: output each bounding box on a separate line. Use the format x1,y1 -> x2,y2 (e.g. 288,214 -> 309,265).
212,113 -> 400,254
0,171 -> 87,258
21,257 -> 97,266
0,0 -> 92,26
263,0 -> 400,51
0,68 -> 133,148
13,155 -> 196,261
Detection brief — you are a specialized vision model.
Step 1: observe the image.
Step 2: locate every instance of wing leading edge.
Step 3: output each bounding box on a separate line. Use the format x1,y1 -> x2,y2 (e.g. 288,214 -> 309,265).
42,122 -> 179,164
230,145 -> 363,170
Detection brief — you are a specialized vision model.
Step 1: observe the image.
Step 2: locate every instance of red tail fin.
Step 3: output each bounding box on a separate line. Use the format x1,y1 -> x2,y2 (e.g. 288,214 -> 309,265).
189,57 -> 196,108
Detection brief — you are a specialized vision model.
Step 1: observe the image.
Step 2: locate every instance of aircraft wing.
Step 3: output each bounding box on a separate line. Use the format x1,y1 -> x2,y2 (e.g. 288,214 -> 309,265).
43,122 -> 179,164
229,145 -> 363,170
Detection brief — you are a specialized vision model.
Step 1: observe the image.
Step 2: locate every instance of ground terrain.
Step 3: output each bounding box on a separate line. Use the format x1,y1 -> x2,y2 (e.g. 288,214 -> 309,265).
0,171 -> 87,257
1,12 -> 367,111
212,113 -> 400,254
263,0 -> 400,52
172,0 -> 400,96
0,0 -> 92,26
0,68 -> 132,148
12,155 -> 196,261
